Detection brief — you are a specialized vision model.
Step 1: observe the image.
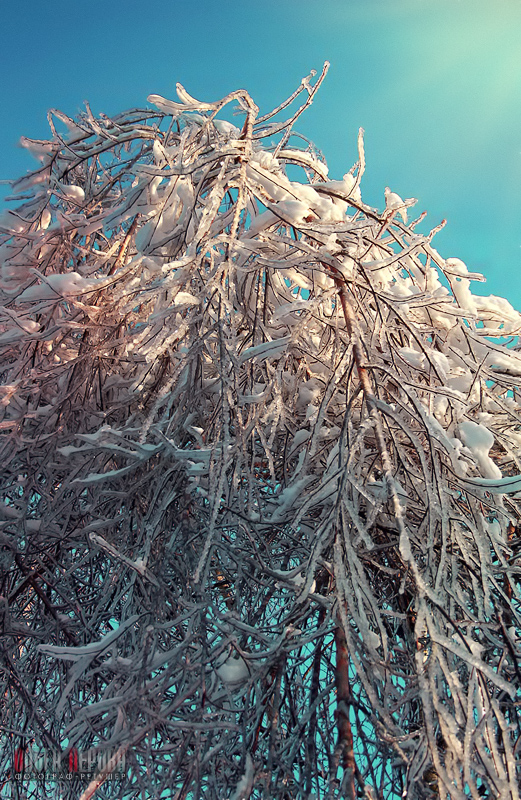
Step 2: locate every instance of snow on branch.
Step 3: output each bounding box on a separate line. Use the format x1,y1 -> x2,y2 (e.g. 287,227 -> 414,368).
1,65 -> 521,800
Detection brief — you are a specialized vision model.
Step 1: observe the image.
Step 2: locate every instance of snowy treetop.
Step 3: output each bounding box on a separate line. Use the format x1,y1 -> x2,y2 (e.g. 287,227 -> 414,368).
1,65 -> 521,799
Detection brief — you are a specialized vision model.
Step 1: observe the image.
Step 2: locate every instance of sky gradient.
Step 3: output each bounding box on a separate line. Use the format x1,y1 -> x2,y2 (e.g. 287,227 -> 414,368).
1,0 -> 521,307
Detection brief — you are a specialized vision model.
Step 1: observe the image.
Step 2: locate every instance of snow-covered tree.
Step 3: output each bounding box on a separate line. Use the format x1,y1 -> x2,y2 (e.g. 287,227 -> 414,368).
1,64 -> 521,799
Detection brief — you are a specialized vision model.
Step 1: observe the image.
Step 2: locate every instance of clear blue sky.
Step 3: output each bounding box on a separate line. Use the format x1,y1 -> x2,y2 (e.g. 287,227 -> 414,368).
1,0 -> 521,307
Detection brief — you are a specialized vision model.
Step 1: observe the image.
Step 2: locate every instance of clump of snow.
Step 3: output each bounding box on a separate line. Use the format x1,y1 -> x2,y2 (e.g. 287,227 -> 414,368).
16,272 -> 101,302
216,654 -> 250,685
56,182 -> 85,203
398,346 -> 426,371
459,420 -> 501,480
230,754 -> 254,800
173,291 -> 200,306
384,186 -> 416,223
320,172 -> 361,204
214,119 -> 240,138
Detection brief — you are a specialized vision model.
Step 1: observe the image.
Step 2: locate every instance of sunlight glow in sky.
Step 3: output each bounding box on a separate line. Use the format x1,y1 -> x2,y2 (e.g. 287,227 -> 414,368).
1,0 -> 520,306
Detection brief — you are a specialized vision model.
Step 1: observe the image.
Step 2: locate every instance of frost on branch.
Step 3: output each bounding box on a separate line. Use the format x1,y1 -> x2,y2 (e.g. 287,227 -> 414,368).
1,65 -> 521,799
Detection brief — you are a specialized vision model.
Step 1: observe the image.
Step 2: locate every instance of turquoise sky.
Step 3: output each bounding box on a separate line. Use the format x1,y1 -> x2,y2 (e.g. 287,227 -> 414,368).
1,0 -> 521,307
